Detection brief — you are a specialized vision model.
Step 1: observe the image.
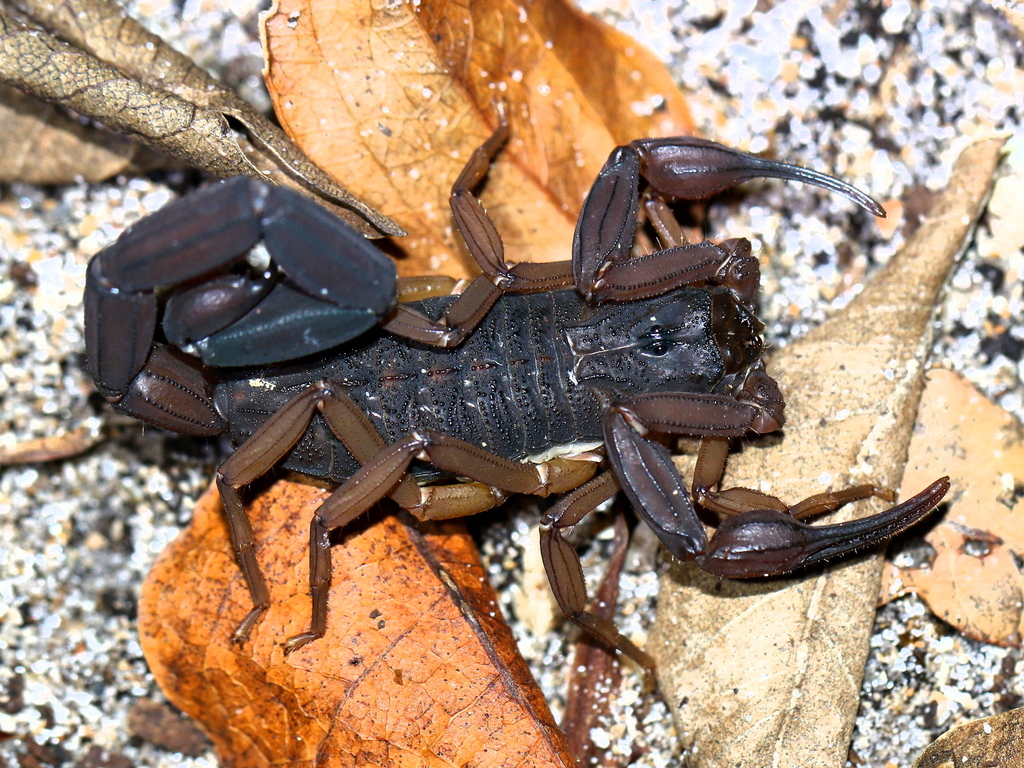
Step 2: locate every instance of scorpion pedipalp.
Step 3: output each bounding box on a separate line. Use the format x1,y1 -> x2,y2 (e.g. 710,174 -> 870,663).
571,136 -> 886,304
629,135 -> 887,217
695,477 -> 951,577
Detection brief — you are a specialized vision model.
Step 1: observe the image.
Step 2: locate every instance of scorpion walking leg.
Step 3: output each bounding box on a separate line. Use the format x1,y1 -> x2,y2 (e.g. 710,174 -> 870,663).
318,390 -> 597,521
285,395 -> 597,652
641,196 -> 761,308
216,385 -> 337,643
693,436 -> 895,518
383,121 -> 576,347
539,472 -> 656,675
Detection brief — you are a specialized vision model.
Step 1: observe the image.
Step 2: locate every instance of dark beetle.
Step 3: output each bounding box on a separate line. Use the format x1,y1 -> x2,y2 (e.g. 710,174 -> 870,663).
84,124 -> 949,671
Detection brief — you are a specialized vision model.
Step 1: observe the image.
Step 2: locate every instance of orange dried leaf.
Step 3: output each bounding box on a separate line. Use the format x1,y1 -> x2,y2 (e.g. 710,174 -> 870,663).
881,368 -> 1024,646
139,480 -> 576,767
261,0 -> 693,278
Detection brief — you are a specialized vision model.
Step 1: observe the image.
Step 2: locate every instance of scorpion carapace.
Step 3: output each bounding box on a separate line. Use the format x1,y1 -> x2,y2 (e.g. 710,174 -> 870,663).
84,125 -> 949,672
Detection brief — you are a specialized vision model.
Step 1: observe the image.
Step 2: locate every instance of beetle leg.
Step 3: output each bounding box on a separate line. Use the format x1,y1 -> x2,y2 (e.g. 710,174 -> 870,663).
538,472 -> 657,675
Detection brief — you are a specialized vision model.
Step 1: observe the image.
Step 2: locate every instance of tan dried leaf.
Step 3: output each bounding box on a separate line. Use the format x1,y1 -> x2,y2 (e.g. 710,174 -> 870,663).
0,83 -> 162,183
913,707 -> 1024,768
261,0 -> 694,278
1,1 -> 399,235
880,368 -> 1024,646
981,0 -> 1024,42
0,423 -> 102,465
648,137 -> 1006,768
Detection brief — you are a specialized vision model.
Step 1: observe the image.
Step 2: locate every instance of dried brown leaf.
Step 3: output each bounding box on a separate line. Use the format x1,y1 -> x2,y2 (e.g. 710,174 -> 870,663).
982,0 -> 1024,42
913,706 -> 1024,768
261,0 -> 694,278
648,137 -> 1006,768
0,424 -> 102,465
561,510 -> 629,768
880,368 -> 1024,646
126,700 -> 211,758
139,479 -> 576,768
0,1 -> 399,235
0,83 -> 163,183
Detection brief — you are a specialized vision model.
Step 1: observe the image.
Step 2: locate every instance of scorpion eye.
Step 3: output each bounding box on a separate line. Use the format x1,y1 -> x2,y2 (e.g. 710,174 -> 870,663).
643,339 -> 671,356
640,325 -> 672,356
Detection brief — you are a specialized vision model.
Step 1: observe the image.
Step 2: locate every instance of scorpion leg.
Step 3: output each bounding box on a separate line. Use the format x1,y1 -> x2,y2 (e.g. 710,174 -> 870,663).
692,435 -> 895,518
642,194 -> 689,249
282,402 -> 597,652
641,196 -> 760,308
383,121 -> 576,347
539,471 -> 657,675
216,384 -> 340,643
573,138 -> 885,302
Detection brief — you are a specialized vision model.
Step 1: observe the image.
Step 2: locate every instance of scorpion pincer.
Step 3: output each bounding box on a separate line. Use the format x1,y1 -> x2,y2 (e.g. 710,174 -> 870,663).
84,124 -> 949,672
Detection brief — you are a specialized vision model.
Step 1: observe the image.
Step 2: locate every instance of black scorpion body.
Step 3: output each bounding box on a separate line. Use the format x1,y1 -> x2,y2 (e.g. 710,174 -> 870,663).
215,286 -> 763,483
84,128 -> 951,667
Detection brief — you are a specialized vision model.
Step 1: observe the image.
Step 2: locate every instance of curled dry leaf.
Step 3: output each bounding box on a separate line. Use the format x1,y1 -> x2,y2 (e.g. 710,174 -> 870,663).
881,368 -> 1024,646
912,706 -> 1024,768
648,137 -> 1006,768
261,0 -> 694,278
139,479 -> 576,768
0,0 -> 399,235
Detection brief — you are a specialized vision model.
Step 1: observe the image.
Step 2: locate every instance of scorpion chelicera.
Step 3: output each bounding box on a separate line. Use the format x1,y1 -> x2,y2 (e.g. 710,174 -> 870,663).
84,124 -> 949,672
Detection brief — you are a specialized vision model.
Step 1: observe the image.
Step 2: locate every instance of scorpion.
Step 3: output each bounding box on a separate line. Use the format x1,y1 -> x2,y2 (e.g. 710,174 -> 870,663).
84,123 -> 949,672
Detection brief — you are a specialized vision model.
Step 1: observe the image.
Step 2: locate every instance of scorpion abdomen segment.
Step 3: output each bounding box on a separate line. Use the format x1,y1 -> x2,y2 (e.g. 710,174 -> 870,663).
116,345 -> 225,436
193,282 -> 384,367
84,257 -> 158,399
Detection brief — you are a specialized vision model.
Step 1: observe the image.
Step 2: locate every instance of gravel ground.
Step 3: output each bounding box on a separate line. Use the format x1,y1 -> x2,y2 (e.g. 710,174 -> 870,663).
1,1 -> 1022,767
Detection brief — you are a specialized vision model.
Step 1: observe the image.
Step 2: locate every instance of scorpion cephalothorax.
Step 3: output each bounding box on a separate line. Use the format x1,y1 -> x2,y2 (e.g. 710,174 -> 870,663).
84,124 -> 948,672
